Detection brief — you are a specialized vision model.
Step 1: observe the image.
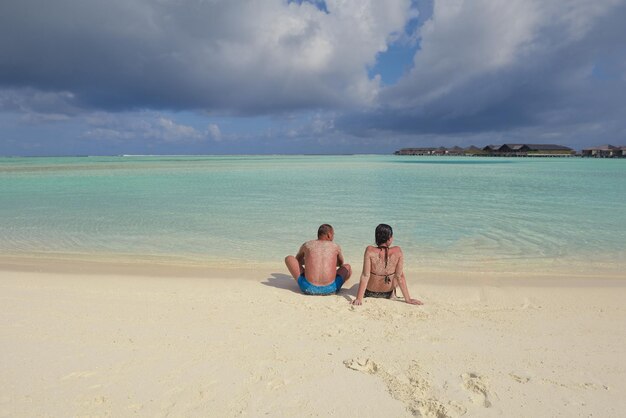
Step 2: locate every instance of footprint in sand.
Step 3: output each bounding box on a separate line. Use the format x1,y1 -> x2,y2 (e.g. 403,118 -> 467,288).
540,378 -> 609,391
360,302 -> 429,323
509,372 -> 531,384
344,358 -> 465,418
461,372 -> 491,408
344,357 -> 379,374
60,370 -> 97,381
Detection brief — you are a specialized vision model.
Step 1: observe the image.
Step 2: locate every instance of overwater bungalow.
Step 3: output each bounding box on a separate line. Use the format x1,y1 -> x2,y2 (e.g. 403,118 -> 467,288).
581,144 -> 624,158
463,145 -> 487,156
483,145 -> 501,153
395,143 -> 575,157
483,144 -> 574,157
447,146 -> 465,156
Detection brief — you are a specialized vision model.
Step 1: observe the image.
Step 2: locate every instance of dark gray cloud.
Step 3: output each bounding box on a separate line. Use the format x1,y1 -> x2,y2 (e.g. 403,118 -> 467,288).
0,0 -> 412,114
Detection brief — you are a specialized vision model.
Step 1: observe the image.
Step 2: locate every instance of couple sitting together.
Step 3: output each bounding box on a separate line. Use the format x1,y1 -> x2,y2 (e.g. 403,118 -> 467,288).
284,224 -> 422,306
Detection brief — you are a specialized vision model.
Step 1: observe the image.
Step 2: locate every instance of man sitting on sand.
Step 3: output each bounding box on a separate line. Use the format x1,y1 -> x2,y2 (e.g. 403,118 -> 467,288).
285,224 -> 352,295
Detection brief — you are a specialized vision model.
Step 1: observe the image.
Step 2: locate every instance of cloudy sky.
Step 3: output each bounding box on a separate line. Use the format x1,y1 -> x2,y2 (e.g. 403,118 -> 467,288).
1,0 -> 625,155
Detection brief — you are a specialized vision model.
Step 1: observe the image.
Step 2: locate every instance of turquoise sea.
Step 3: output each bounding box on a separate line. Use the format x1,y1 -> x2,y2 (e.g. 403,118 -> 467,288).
1,155 -> 624,275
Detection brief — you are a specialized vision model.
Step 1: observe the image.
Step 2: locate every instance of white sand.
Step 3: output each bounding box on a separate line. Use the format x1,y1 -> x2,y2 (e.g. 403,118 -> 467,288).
1,261 -> 625,417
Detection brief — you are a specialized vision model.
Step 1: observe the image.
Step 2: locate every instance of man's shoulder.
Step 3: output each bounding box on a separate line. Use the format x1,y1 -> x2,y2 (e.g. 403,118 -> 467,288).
303,239 -> 320,248
306,239 -> 340,250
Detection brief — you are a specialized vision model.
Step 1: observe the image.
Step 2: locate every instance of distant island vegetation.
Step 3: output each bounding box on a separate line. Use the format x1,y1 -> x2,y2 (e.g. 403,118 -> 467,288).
394,144 -> 626,158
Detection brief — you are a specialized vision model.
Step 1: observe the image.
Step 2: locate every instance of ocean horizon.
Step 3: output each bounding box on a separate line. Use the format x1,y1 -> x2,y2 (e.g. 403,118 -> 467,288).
1,155 -> 624,277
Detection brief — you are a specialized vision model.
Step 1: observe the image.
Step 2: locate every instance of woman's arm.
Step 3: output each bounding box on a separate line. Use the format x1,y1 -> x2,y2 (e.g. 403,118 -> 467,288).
351,248 -> 371,305
394,248 -> 423,305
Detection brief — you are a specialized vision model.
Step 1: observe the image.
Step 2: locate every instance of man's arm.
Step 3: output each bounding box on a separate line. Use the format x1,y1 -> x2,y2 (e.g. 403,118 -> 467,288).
295,244 -> 306,268
336,245 -> 345,267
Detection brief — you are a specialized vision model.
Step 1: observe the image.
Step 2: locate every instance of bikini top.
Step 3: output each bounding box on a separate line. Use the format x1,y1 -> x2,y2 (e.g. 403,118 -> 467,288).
371,245 -> 393,284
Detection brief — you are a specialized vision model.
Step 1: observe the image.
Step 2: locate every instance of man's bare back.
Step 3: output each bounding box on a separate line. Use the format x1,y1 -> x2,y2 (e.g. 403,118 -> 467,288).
284,224 -> 352,295
298,240 -> 343,285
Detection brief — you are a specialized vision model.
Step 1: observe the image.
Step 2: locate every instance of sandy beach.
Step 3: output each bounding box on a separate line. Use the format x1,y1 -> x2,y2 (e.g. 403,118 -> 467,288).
1,259 -> 624,417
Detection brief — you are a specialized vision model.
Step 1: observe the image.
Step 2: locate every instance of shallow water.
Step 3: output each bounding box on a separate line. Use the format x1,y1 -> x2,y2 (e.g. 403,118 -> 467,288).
1,155 -> 624,275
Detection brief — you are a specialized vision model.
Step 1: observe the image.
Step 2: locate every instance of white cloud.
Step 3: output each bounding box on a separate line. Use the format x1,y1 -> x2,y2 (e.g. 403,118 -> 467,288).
156,117 -> 204,142
82,112 -> 207,143
382,0 -> 622,108
207,123 -> 222,141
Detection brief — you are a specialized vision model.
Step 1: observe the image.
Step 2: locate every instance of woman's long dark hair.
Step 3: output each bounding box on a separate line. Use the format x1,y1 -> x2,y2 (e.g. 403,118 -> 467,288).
375,224 -> 393,246
375,224 -> 393,269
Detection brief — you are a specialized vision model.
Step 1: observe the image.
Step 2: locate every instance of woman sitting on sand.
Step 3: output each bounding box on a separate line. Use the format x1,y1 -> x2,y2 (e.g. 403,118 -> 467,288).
352,224 -> 422,306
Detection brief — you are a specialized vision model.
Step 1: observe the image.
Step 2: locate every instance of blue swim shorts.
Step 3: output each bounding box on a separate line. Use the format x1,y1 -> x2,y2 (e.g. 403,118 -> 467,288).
297,274 -> 345,295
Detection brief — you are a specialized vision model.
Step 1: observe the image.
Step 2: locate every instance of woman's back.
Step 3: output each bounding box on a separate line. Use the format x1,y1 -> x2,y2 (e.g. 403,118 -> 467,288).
365,245 -> 403,293
352,223 -> 421,306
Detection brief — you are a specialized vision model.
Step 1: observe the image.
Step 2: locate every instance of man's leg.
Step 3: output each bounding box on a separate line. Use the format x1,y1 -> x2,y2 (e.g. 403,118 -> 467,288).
284,255 -> 304,281
337,264 -> 352,283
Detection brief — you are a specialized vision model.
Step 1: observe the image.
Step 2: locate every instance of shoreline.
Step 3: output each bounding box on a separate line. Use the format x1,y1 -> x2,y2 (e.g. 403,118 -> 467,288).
1,253 -> 624,286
